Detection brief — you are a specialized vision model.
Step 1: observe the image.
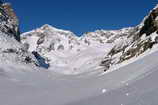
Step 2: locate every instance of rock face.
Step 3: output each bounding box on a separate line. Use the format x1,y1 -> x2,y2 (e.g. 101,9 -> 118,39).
0,1 -> 42,67
101,5 -> 158,70
0,3 -> 20,41
140,6 -> 158,36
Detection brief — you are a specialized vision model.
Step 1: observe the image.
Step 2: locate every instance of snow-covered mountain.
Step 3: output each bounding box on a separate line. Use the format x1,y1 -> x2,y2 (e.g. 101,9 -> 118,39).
21,17 -> 139,74
21,4 -> 158,74
21,24 -> 81,53
21,24 -> 113,74
1,1 -> 158,105
0,1 -> 158,75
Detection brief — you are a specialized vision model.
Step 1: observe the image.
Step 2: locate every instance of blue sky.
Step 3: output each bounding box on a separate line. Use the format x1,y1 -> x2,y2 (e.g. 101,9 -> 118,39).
8,0 -> 157,35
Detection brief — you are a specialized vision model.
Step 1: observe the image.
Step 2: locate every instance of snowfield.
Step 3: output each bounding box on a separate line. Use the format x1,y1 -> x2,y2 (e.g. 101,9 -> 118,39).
0,49 -> 158,105
48,44 -> 113,75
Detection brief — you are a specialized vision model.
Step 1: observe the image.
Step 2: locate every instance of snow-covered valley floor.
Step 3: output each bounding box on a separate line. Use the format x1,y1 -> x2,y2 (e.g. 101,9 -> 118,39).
48,44 -> 113,75
0,48 -> 158,105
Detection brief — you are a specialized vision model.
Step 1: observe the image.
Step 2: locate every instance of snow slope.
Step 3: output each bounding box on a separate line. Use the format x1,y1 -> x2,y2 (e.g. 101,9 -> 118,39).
0,48 -> 158,105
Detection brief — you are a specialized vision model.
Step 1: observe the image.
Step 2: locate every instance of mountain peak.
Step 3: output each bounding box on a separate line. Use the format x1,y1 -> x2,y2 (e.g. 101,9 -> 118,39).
40,24 -> 73,34
153,4 -> 158,10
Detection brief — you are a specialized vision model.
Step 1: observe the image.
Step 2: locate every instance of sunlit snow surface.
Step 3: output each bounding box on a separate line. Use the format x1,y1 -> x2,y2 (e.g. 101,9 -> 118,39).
0,49 -> 158,105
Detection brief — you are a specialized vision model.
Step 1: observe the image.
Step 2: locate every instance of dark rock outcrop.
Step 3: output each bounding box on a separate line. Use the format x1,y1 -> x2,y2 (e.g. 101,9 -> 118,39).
32,51 -> 50,69
140,7 -> 158,36
0,3 -> 20,42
